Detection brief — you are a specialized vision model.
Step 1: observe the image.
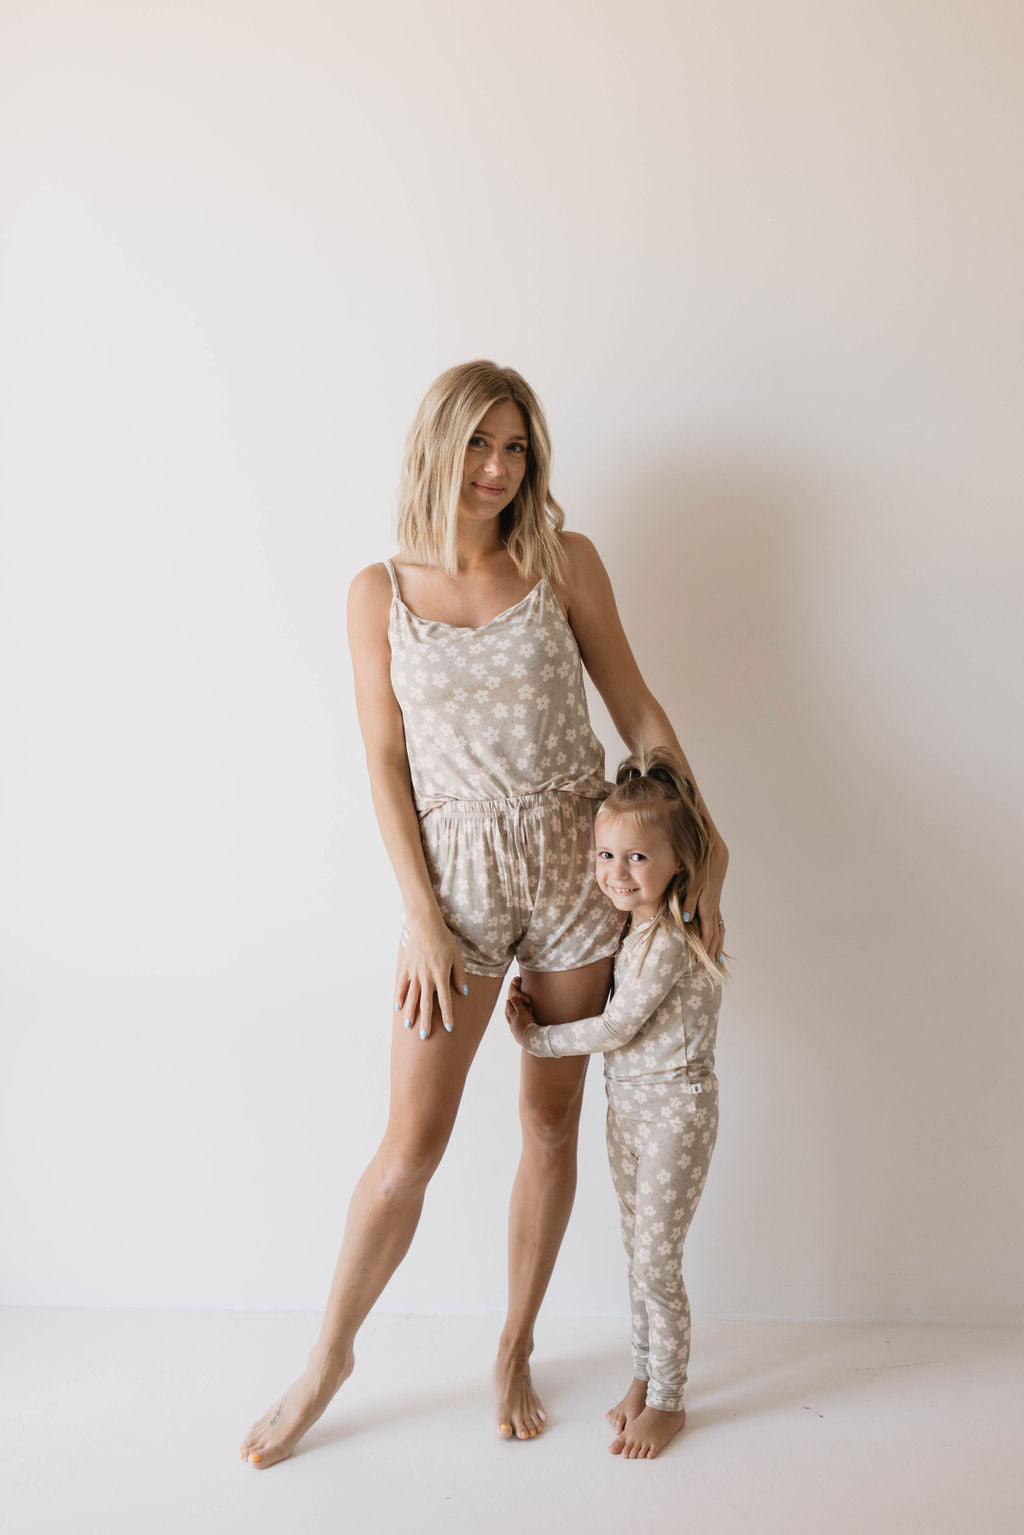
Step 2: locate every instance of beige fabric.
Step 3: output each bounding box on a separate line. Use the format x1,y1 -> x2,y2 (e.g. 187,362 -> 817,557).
520,920 -> 722,1407
409,791 -> 623,977
608,1089 -> 718,1410
386,559 -> 621,975
519,920 -> 721,1106
385,560 -> 608,812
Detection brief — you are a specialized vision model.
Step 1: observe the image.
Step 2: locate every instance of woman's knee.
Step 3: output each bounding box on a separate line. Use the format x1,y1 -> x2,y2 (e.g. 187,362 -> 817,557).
374,1133 -> 448,1201
519,1083 -> 585,1154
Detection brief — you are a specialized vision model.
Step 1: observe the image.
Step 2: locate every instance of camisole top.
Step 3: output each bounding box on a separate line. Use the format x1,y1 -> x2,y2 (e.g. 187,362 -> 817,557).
385,559 -> 608,813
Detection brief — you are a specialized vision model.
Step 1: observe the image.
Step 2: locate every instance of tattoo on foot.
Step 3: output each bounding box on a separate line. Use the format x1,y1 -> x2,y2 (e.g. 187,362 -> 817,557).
269,1398 -> 286,1427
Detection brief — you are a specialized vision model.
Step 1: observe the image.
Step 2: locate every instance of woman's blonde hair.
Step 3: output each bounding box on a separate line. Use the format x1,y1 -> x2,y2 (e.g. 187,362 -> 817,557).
598,747 -> 725,979
396,360 -> 565,581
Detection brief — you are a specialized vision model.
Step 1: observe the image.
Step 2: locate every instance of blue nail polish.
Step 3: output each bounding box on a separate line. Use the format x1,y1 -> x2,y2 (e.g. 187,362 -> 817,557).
461,984 -> 469,995
395,1001 -> 401,1011
419,1027 -> 428,1040
718,953 -> 724,963
443,1020 -> 453,1033
404,1018 -> 413,1029
683,912 -> 691,923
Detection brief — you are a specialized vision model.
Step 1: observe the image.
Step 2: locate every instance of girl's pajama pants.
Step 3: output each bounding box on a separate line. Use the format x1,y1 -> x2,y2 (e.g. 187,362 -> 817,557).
606,1083 -> 719,1411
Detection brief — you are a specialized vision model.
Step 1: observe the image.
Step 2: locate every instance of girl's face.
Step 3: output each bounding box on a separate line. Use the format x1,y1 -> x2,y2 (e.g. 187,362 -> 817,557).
594,811 -> 683,925
458,400 -> 529,523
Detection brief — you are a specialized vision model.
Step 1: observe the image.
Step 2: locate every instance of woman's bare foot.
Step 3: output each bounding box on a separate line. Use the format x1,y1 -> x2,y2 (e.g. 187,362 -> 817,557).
606,1376 -> 648,1433
610,1403 -> 686,1459
495,1348 -> 547,1441
239,1350 -> 354,1470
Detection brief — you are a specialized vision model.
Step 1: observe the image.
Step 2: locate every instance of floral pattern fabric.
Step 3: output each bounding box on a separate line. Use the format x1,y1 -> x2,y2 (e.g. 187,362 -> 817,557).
386,561 -> 608,811
412,791 -> 624,977
607,1090 -> 718,1410
520,920 -> 722,1407
386,559 -> 622,975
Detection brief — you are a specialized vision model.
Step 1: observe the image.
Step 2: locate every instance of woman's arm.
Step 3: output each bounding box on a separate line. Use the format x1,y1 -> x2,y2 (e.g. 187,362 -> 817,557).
558,532 -> 729,953
347,563 -> 468,1038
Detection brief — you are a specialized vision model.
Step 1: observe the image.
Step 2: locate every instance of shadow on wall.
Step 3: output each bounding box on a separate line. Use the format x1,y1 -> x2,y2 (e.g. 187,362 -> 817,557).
587,459 -> 1023,1318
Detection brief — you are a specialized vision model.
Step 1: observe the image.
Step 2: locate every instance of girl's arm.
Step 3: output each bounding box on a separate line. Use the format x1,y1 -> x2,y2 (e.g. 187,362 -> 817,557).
505,937 -> 690,1059
558,532 -> 729,953
347,563 -> 468,1039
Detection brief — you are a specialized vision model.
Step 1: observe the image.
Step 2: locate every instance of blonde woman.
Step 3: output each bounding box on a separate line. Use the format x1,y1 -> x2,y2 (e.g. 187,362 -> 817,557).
239,361 -> 728,1468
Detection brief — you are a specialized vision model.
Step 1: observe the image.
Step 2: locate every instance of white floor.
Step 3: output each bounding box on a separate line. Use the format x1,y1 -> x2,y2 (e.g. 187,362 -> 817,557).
3,1309 -> 1021,1535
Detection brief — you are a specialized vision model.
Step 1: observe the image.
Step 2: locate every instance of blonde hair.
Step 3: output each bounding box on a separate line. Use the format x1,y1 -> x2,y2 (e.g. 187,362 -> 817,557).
396,360 -> 566,581
597,747 -> 725,979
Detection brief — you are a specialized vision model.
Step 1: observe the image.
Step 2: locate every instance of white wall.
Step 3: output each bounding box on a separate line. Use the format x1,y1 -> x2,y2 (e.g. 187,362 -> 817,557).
2,0 -> 1022,1321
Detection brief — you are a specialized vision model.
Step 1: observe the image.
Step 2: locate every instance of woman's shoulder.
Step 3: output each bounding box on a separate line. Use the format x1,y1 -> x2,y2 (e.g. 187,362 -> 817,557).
349,559 -> 397,596
553,530 -> 609,605
347,560 -> 396,630
557,529 -> 602,570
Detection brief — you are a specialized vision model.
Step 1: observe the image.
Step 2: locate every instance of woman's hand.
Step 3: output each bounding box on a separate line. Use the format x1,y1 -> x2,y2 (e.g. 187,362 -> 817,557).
505,976 -> 537,1045
396,912 -> 470,1040
691,843 -> 729,962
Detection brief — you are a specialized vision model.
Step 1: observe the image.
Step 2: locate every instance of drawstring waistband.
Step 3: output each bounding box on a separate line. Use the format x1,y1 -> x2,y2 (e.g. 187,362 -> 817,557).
418,788 -> 607,821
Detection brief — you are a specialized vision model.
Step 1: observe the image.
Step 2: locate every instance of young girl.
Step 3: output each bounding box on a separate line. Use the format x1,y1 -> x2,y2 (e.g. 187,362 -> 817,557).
506,748 -> 724,1460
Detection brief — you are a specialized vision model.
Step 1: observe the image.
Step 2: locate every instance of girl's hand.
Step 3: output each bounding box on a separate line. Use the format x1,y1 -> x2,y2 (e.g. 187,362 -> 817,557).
396,912 -> 469,1040
505,976 -> 537,1045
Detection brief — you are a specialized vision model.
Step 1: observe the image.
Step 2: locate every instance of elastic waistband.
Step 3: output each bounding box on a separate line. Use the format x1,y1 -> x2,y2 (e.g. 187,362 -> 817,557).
606,1072 -> 718,1110
608,1078 -> 711,1097
419,789 -> 598,820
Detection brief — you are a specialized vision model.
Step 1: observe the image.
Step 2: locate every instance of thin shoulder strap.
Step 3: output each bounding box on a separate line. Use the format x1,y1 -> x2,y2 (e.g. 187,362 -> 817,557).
383,558 -> 400,600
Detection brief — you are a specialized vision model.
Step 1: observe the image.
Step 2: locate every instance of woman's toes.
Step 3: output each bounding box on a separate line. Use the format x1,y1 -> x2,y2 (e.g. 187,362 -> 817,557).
240,1424 -> 264,1460
497,1422 -> 513,1440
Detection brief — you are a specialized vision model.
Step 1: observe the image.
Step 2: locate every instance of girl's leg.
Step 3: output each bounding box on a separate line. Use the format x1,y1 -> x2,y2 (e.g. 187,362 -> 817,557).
240,962 -> 504,1469
496,955 -> 613,1440
604,1107 -> 650,1433
610,1097 -> 719,1459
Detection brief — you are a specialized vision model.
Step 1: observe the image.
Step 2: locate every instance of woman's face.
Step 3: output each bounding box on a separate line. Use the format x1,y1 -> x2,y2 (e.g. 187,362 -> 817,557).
458,399 -> 529,522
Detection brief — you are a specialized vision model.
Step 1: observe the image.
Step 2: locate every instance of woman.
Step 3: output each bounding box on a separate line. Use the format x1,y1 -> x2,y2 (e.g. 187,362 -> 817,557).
240,361 -> 728,1468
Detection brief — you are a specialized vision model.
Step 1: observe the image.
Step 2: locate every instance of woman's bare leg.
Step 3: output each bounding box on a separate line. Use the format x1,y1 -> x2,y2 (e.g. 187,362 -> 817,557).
495,955 -> 614,1440
240,962 -> 504,1469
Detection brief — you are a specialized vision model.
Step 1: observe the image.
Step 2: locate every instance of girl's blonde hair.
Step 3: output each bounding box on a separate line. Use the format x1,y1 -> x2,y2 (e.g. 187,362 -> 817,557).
396,360 -> 566,581
598,747 -> 724,979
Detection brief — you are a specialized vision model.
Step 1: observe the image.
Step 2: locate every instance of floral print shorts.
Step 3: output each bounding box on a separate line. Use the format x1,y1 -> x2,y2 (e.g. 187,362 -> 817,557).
405,790 -> 623,978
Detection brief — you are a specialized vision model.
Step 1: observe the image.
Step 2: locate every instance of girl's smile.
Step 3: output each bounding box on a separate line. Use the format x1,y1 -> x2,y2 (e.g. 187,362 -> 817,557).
594,812 -> 684,925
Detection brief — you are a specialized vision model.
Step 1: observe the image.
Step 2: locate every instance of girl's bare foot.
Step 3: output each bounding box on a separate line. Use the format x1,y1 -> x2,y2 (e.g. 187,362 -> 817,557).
495,1349 -> 547,1441
239,1350 -> 354,1470
606,1376 -> 648,1433
610,1403 -> 686,1459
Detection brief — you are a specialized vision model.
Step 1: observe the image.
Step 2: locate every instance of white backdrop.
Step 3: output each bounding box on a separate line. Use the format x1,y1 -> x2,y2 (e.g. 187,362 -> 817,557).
2,0 -> 1022,1321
